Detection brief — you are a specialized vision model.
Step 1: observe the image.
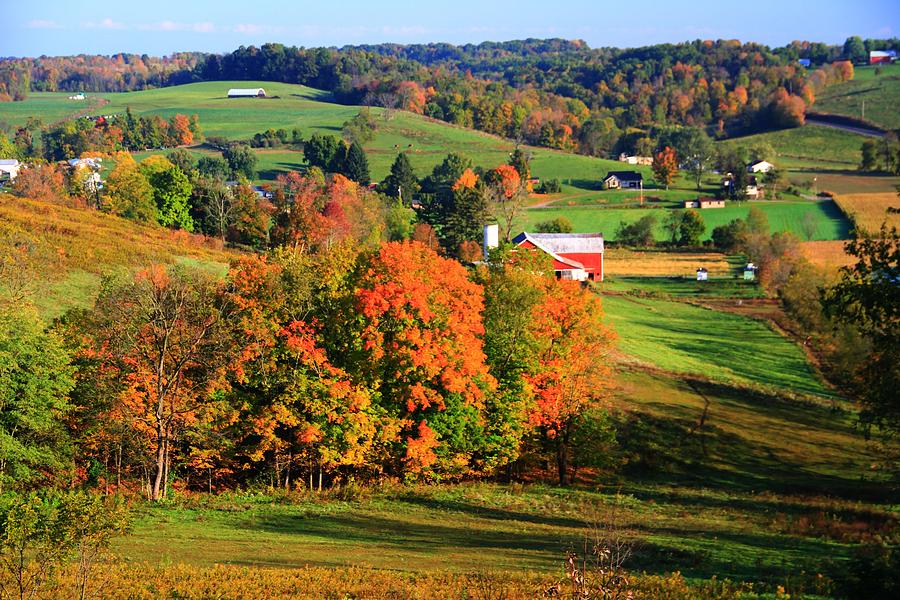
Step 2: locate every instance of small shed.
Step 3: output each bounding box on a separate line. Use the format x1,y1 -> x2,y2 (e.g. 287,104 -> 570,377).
696,268 -> 708,281
869,50 -> 897,64
227,88 -> 267,98
748,160 -> 774,174
743,263 -> 758,281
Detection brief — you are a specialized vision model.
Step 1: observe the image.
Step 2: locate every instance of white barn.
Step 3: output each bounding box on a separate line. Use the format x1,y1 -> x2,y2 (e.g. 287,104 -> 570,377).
0,159 -> 21,181
227,88 -> 267,98
748,160 -> 774,174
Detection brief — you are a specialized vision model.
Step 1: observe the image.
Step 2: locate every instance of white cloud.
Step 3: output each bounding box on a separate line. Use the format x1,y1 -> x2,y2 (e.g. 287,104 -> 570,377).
84,18 -> 126,30
27,19 -> 62,29
137,21 -> 216,33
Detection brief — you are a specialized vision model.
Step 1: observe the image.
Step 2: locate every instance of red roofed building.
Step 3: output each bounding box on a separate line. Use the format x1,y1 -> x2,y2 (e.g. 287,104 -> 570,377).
512,231 -> 605,281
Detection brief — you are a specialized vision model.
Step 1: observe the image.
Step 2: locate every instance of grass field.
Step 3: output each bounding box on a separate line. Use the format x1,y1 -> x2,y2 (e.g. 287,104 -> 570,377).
600,292 -> 829,396
0,194 -> 236,320
720,124 -> 866,171
602,276 -> 765,298
524,199 -> 850,242
813,64 -> 900,130
1,82 -> 634,195
833,191 -> 900,232
104,365 -> 889,592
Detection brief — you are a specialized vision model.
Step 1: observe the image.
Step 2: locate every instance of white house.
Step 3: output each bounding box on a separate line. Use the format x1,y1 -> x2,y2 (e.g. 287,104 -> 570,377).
602,171 -> 643,190
748,160 -> 774,174
0,159 -> 21,181
227,88 -> 267,98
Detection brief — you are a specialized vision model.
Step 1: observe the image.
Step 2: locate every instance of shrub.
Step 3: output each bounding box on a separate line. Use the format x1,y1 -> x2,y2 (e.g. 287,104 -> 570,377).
534,217 -> 573,233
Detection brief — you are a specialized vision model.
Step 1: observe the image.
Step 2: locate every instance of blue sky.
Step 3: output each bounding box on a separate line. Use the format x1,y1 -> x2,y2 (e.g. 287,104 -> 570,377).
2,0 -> 898,57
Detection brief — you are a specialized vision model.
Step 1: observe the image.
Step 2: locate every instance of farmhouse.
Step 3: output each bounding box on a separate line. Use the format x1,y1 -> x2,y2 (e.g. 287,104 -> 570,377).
0,159 -> 21,181
869,50 -> 896,64
511,231 -> 605,281
683,198 -> 725,209
748,160 -> 774,173
603,170 -> 643,190
227,88 -> 267,98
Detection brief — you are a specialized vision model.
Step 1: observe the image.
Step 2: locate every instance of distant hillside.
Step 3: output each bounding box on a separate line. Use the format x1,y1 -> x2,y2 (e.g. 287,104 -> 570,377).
0,194 -> 237,320
813,63 -> 900,131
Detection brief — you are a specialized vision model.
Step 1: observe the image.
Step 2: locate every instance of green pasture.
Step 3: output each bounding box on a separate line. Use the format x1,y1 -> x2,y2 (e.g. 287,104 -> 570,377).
523,199 -> 850,241
720,124 -> 866,171
813,65 -> 900,130
601,293 -> 829,397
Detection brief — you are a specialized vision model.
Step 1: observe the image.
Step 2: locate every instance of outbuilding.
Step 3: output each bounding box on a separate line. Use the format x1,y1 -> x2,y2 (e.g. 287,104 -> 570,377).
748,160 -> 774,174
696,268 -> 709,281
227,88 -> 267,98
869,50 -> 896,64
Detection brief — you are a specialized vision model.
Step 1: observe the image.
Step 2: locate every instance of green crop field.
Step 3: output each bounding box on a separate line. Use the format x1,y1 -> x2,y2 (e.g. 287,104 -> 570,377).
601,292 -> 829,396
813,64 -> 900,130
523,199 -> 850,241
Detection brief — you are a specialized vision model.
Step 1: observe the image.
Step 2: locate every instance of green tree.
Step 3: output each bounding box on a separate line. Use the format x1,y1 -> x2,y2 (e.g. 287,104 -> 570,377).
303,133 -> 341,170
102,157 -> 157,223
378,152 -> 419,204
746,206 -> 770,235
341,141 -> 370,185
341,108 -> 377,145
615,214 -> 657,246
860,140 -> 878,171
141,159 -> 194,231
166,149 -> 195,177
197,156 -> 230,181
711,218 -> 748,251
678,209 -> 705,246
0,307 -> 73,491
534,217 -> 573,233
508,147 -> 531,180
823,225 -> 900,434
420,153 -> 473,194
223,144 -> 257,180
843,36 -> 867,64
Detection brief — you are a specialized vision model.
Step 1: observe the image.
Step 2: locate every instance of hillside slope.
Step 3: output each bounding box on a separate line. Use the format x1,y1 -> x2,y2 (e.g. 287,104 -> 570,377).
0,194 -> 238,320
812,64 -> 900,131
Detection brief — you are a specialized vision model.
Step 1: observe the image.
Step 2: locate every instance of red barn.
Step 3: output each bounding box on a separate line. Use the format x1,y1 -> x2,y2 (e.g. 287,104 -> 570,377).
512,232 -> 604,281
869,50 -> 896,64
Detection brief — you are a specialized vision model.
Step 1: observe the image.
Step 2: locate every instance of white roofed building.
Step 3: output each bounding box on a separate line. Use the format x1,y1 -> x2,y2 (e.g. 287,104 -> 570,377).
227,88 -> 267,98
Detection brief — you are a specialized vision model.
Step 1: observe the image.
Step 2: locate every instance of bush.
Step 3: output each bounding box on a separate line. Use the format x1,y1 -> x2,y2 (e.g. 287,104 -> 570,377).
534,217 -> 573,233
537,178 -> 562,194
616,214 -> 657,247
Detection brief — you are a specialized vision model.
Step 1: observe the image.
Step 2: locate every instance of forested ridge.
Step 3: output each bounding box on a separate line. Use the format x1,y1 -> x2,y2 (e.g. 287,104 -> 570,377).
2,36 -> 895,155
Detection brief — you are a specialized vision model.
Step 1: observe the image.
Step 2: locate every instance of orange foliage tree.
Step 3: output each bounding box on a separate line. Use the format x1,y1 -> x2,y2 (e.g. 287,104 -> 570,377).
353,241 -> 496,477
74,265 -> 245,500
526,279 -> 616,485
652,146 -> 678,190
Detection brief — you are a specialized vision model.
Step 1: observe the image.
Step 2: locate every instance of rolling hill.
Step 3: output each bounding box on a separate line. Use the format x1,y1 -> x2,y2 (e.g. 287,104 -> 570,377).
812,63 -> 900,131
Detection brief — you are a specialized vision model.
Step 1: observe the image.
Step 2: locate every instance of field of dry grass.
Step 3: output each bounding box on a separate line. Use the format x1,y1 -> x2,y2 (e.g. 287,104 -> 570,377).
798,240 -> 855,273
604,249 -> 732,277
833,192 -> 900,232
0,194 -> 239,318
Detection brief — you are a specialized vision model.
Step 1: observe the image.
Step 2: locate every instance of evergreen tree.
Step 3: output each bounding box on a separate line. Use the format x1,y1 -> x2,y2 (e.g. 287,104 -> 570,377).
378,152 -> 419,204
508,148 -> 531,181
342,141 -> 370,185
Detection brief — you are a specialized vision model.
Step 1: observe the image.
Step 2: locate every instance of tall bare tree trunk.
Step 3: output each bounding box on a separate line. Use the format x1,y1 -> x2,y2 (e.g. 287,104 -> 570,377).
151,423 -> 166,501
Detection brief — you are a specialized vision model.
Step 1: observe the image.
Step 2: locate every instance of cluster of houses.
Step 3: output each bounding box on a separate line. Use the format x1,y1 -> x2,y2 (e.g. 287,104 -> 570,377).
0,157 -> 103,194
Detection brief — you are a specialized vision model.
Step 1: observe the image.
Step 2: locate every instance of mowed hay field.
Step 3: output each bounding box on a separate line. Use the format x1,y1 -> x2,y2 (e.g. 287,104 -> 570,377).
0,194 -> 237,319
600,292 -> 829,396
523,199 -> 850,241
603,249 -> 732,277
833,191 -> 900,232
798,241 -> 854,273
